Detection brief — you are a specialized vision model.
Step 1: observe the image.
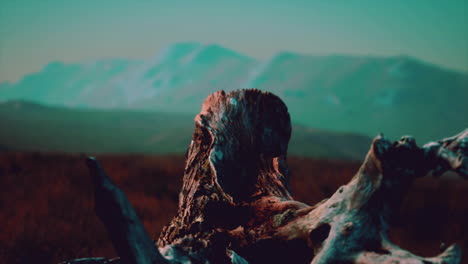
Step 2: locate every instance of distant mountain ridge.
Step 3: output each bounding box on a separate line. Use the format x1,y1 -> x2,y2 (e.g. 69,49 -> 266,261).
1,42 -> 467,142
0,100 -> 371,160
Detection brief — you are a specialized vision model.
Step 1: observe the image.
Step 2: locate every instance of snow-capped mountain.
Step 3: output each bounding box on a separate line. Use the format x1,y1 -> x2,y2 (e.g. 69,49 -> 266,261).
1,42 -> 467,142
0,43 -> 255,110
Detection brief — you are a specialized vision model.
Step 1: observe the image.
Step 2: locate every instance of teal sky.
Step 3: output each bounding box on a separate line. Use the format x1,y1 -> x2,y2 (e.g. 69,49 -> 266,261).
0,0 -> 467,82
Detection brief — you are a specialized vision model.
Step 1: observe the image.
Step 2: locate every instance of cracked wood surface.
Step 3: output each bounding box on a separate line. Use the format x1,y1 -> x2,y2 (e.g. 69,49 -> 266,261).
63,89 -> 467,264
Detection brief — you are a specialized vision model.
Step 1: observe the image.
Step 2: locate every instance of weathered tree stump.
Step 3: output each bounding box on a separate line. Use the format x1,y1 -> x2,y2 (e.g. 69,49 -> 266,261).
63,89 -> 467,264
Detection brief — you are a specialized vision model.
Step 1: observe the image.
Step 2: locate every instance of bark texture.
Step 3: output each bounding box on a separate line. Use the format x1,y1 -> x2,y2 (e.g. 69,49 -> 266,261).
63,89 -> 467,264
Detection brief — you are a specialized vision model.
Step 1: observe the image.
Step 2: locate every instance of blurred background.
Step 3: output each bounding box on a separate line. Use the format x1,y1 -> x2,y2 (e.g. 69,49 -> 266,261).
0,1 -> 467,263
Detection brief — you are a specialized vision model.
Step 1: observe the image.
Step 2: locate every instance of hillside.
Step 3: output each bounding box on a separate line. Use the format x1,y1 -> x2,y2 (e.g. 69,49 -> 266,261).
0,101 -> 370,160
1,43 -> 467,142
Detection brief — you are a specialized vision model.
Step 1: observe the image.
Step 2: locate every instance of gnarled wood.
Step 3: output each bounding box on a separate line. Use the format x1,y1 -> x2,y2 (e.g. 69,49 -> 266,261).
64,89 -> 466,264
158,89 -> 466,264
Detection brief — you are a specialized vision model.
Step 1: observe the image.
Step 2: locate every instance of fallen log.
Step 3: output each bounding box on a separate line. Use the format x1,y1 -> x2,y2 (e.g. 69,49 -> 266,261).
63,89 -> 467,264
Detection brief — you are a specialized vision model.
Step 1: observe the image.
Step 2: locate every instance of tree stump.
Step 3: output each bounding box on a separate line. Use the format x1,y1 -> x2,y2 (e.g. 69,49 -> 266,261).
63,89 -> 467,264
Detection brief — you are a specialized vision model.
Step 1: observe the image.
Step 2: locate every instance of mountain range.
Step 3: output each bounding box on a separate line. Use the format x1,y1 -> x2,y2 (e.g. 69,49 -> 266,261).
1,42 -> 467,142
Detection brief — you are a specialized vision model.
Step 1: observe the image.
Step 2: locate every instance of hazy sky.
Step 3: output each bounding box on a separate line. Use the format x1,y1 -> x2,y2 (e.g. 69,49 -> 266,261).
0,0 -> 467,82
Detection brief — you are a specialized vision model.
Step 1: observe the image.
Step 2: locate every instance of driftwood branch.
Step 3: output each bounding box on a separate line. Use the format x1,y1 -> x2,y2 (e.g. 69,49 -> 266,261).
86,157 -> 168,264
63,89 -> 467,264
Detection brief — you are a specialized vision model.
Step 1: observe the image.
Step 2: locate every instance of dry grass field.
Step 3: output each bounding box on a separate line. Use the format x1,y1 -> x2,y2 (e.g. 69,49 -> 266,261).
0,152 -> 467,263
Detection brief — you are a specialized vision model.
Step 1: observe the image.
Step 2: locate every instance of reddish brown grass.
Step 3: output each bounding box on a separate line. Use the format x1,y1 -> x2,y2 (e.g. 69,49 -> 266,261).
0,152 -> 466,263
